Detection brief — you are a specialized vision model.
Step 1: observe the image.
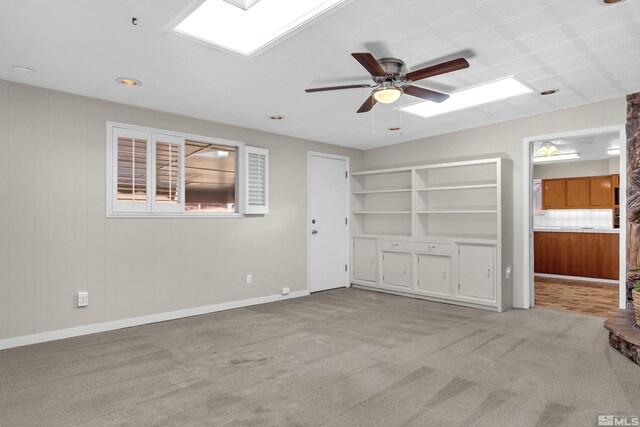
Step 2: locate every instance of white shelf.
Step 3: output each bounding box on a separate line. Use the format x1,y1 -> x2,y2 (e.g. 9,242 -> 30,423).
353,189 -> 411,195
353,211 -> 412,215
416,183 -> 497,192
417,210 -> 498,214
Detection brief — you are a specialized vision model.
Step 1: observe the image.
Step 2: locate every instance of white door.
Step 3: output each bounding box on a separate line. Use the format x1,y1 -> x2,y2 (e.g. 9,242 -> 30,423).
309,153 -> 349,292
458,244 -> 495,301
416,254 -> 451,296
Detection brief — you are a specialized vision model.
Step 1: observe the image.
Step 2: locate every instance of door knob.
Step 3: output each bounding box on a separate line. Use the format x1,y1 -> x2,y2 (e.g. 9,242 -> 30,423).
312,230 -> 318,235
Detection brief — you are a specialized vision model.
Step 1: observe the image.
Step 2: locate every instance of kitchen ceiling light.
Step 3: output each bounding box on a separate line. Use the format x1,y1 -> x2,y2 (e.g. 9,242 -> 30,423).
533,152 -> 581,163
540,89 -> 557,95
116,77 -> 142,87
535,143 -> 559,157
401,76 -> 532,119
373,86 -> 403,104
269,115 -> 284,120
174,0 -> 346,56
388,127 -> 401,132
602,0 -> 625,4
608,148 -> 621,156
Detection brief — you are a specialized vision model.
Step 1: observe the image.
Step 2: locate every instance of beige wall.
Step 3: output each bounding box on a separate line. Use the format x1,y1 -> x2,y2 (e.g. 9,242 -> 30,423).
0,80 -> 363,341
533,159 -> 615,179
362,97 -> 626,308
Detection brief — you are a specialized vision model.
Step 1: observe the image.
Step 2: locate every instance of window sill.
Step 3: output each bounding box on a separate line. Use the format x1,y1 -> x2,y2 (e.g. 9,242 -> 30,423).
106,212 -> 245,219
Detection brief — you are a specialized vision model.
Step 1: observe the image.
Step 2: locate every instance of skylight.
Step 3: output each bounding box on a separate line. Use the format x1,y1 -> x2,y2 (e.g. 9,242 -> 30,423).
401,77 -> 533,119
174,0 -> 346,56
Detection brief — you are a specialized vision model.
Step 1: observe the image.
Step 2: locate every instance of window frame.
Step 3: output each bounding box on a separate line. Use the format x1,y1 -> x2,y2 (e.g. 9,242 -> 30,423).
106,122 -> 245,218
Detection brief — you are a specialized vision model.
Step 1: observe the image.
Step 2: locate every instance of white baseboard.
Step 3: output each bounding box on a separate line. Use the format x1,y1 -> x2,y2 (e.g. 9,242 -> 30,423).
0,289 -> 310,351
534,273 -> 618,285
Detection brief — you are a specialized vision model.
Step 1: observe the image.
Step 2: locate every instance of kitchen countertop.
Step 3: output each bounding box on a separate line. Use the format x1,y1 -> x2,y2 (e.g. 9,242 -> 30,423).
534,227 -> 619,234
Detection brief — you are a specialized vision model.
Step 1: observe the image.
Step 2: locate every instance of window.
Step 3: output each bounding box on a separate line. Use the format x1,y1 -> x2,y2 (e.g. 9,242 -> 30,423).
184,141 -> 236,213
107,123 -> 268,217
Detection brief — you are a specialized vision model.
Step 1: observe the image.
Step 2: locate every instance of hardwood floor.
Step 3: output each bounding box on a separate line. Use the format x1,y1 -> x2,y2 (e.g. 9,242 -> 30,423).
534,275 -> 619,317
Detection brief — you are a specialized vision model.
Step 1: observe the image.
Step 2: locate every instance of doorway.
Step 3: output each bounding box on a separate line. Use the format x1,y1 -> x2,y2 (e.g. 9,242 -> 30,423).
308,152 -> 350,293
522,125 -> 627,313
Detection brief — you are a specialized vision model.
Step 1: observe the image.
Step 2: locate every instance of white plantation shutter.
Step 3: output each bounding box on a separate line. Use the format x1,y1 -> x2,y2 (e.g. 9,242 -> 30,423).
244,146 -> 269,214
152,134 -> 185,213
112,127 -> 152,213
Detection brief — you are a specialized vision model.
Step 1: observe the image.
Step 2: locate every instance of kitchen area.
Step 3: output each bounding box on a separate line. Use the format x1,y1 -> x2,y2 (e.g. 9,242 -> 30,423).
532,133 -> 621,316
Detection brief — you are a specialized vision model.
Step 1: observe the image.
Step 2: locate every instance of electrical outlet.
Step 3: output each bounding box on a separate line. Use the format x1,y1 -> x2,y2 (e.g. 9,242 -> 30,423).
77,291 -> 89,307
246,274 -> 252,285
281,287 -> 290,295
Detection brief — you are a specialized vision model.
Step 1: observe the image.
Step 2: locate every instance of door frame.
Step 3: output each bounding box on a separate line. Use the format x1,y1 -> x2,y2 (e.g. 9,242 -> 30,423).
522,124 -> 627,309
307,151 -> 351,293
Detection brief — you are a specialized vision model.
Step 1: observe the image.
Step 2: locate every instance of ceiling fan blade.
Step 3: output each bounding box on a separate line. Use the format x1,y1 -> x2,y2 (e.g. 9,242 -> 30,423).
305,84 -> 372,93
351,53 -> 386,77
405,58 -> 469,82
403,85 -> 449,103
357,95 -> 377,113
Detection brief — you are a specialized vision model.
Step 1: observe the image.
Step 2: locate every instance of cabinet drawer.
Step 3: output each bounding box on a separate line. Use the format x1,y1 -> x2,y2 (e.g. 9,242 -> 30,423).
379,240 -> 412,252
414,242 -> 452,254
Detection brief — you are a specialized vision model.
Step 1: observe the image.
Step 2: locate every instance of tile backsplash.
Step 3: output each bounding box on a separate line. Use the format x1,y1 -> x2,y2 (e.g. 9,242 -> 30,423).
534,209 -> 613,229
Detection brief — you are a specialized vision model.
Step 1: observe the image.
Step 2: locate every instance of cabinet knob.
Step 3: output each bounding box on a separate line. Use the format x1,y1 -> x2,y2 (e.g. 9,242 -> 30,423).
487,268 -> 491,277
391,243 -> 398,247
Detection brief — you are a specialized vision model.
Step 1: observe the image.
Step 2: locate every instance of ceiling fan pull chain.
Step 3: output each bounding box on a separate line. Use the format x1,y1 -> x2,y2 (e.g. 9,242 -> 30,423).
400,95 -> 404,136
371,99 -> 375,135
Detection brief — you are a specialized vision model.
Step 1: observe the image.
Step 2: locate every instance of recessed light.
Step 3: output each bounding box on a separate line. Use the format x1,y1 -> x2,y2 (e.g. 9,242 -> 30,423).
269,115 -> 284,120
401,76 -> 533,119
11,65 -> 36,75
540,89 -> 557,96
116,77 -> 142,87
388,127 -> 401,132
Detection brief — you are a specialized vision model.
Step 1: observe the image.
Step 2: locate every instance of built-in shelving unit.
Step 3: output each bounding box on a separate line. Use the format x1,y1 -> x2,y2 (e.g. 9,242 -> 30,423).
349,158 -> 512,312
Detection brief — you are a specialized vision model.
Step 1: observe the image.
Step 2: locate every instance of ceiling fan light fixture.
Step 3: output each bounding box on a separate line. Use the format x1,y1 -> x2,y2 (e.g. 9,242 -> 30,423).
373,86 -> 402,104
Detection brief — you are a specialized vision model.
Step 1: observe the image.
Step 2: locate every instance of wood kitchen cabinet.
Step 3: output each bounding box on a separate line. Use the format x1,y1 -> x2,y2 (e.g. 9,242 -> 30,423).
541,174 -> 618,210
590,176 -> 613,207
534,231 -> 619,280
565,178 -> 590,208
542,179 -> 566,209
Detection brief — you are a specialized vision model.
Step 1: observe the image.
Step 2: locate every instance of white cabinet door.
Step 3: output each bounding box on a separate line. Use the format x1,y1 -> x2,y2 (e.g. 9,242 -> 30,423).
352,238 -> 377,283
382,252 -> 412,288
416,254 -> 451,297
458,244 -> 495,301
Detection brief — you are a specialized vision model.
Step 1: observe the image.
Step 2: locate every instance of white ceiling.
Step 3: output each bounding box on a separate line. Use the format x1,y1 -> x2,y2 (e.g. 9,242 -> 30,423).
1,0 -> 639,150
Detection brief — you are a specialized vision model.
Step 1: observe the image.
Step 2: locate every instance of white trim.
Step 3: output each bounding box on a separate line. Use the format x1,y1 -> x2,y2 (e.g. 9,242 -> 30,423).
307,151 -> 351,293
352,157 -> 502,176
522,124 -> 627,309
0,290 -> 310,351
534,273 -> 618,285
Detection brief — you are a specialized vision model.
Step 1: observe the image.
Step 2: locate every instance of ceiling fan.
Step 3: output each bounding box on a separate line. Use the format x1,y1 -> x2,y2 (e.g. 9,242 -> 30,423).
305,52 -> 470,113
